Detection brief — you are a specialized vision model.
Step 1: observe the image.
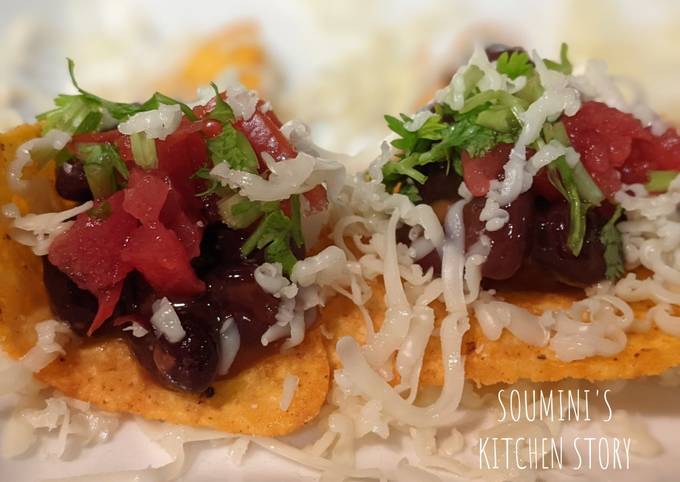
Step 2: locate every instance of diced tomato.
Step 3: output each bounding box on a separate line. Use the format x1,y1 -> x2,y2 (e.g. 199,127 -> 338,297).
115,135 -> 134,162
302,184 -> 328,214
462,143 -> 513,197
123,169 -> 170,224
562,101 -> 680,196
160,190 -> 203,258
236,110 -> 297,164
71,129 -> 124,145
121,223 -> 205,297
48,192 -> 137,294
156,131 -> 207,216
89,282 -> 124,335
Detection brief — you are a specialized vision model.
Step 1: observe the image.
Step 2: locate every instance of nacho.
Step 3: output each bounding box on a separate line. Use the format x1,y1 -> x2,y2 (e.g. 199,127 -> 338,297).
0,117 -> 330,436
320,279 -> 680,386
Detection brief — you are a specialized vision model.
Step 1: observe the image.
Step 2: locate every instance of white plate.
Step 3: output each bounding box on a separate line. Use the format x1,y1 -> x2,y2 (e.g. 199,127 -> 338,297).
1,1 -> 680,480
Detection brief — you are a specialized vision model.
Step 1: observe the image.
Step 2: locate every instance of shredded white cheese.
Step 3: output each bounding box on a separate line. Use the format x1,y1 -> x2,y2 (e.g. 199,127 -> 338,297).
118,103 -> 181,140
2,201 -> 93,255
8,129 -> 71,192
150,298 -> 185,343
20,319 -> 72,373
121,322 -> 149,338
210,151 -> 345,202
279,374 -> 299,411
217,317 -> 240,376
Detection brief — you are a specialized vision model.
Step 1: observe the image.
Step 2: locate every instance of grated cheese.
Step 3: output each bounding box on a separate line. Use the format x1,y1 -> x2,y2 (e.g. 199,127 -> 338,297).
150,298 -> 185,343
279,374 -> 299,411
117,103 -> 181,140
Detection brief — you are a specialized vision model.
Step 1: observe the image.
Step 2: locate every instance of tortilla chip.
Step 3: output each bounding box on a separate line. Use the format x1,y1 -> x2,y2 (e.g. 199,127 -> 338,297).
159,21 -> 269,99
321,279 -> 680,386
0,125 -> 330,436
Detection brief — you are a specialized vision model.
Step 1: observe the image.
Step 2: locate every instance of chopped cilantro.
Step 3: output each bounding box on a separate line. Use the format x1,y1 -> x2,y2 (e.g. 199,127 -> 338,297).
547,156 -> 588,257
496,51 -> 534,79
382,103 -> 515,195
241,207 -> 302,275
76,143 -> 128,199
544,43 -> 573,75
207,124 -> 259,173
37,95 -> 106,135
208,82 -> 235,124
218,195 -> 275,229
600,206 -> 625,280
395,179 -> 422,203
37,59 -> 198,135
385,113 -> 446,153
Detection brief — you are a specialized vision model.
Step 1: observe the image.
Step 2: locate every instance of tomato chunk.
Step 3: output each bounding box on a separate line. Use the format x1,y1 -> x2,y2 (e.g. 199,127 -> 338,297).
562,101 -> 680,196
156,131 -> 207,216
235,110 -> 297,164
462,143 -> 512,197
161,190 -> 203,258
123,169 -> 170,224
48,192 -> 137,294
121,223 -> 205,297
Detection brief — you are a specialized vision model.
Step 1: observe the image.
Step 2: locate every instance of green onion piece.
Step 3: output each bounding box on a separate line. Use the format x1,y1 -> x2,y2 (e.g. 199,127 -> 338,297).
218,195 -> 264,229
542,121 -> 570,146
646,170 -> 679,192
515,73 -> 544,103
463,65 -> 484,97
548,156 -> 587,257
74,111 -> 104,135
572,162 -> 604,206
77,143 -> 127,199
475,106 -> 515,132
130,132 -> 158,169
240,208 -> 299,274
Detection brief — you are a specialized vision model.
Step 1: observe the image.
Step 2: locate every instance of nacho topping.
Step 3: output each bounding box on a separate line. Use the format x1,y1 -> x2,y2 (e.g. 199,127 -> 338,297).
4,61 -> 343,394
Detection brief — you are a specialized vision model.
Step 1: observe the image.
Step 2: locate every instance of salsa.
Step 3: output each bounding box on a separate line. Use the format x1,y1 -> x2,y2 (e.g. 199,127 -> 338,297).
40,74 -> 325,393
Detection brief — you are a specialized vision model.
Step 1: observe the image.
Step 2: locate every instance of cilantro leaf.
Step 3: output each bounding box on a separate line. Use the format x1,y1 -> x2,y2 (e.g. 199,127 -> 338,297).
600,206 -> 625,280
496,51 -> 534,79
37,95 -> 106,135
241,208 -> 302,275
547,156 -> 588,257
37,59 -> 198,136
385,113 -> 446,154
76,143 -> 128,199
208,82 -> 235,124
382,105 -> 514,190
544,43 -> 573,75
207,123 -> 259,173
218,194 -> 277,229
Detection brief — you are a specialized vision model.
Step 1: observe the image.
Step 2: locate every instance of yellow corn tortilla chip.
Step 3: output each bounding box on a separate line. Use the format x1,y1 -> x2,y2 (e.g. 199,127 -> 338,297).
159,21 -> 269,99
321,279 -> 680,386
0,126 -> 330,436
